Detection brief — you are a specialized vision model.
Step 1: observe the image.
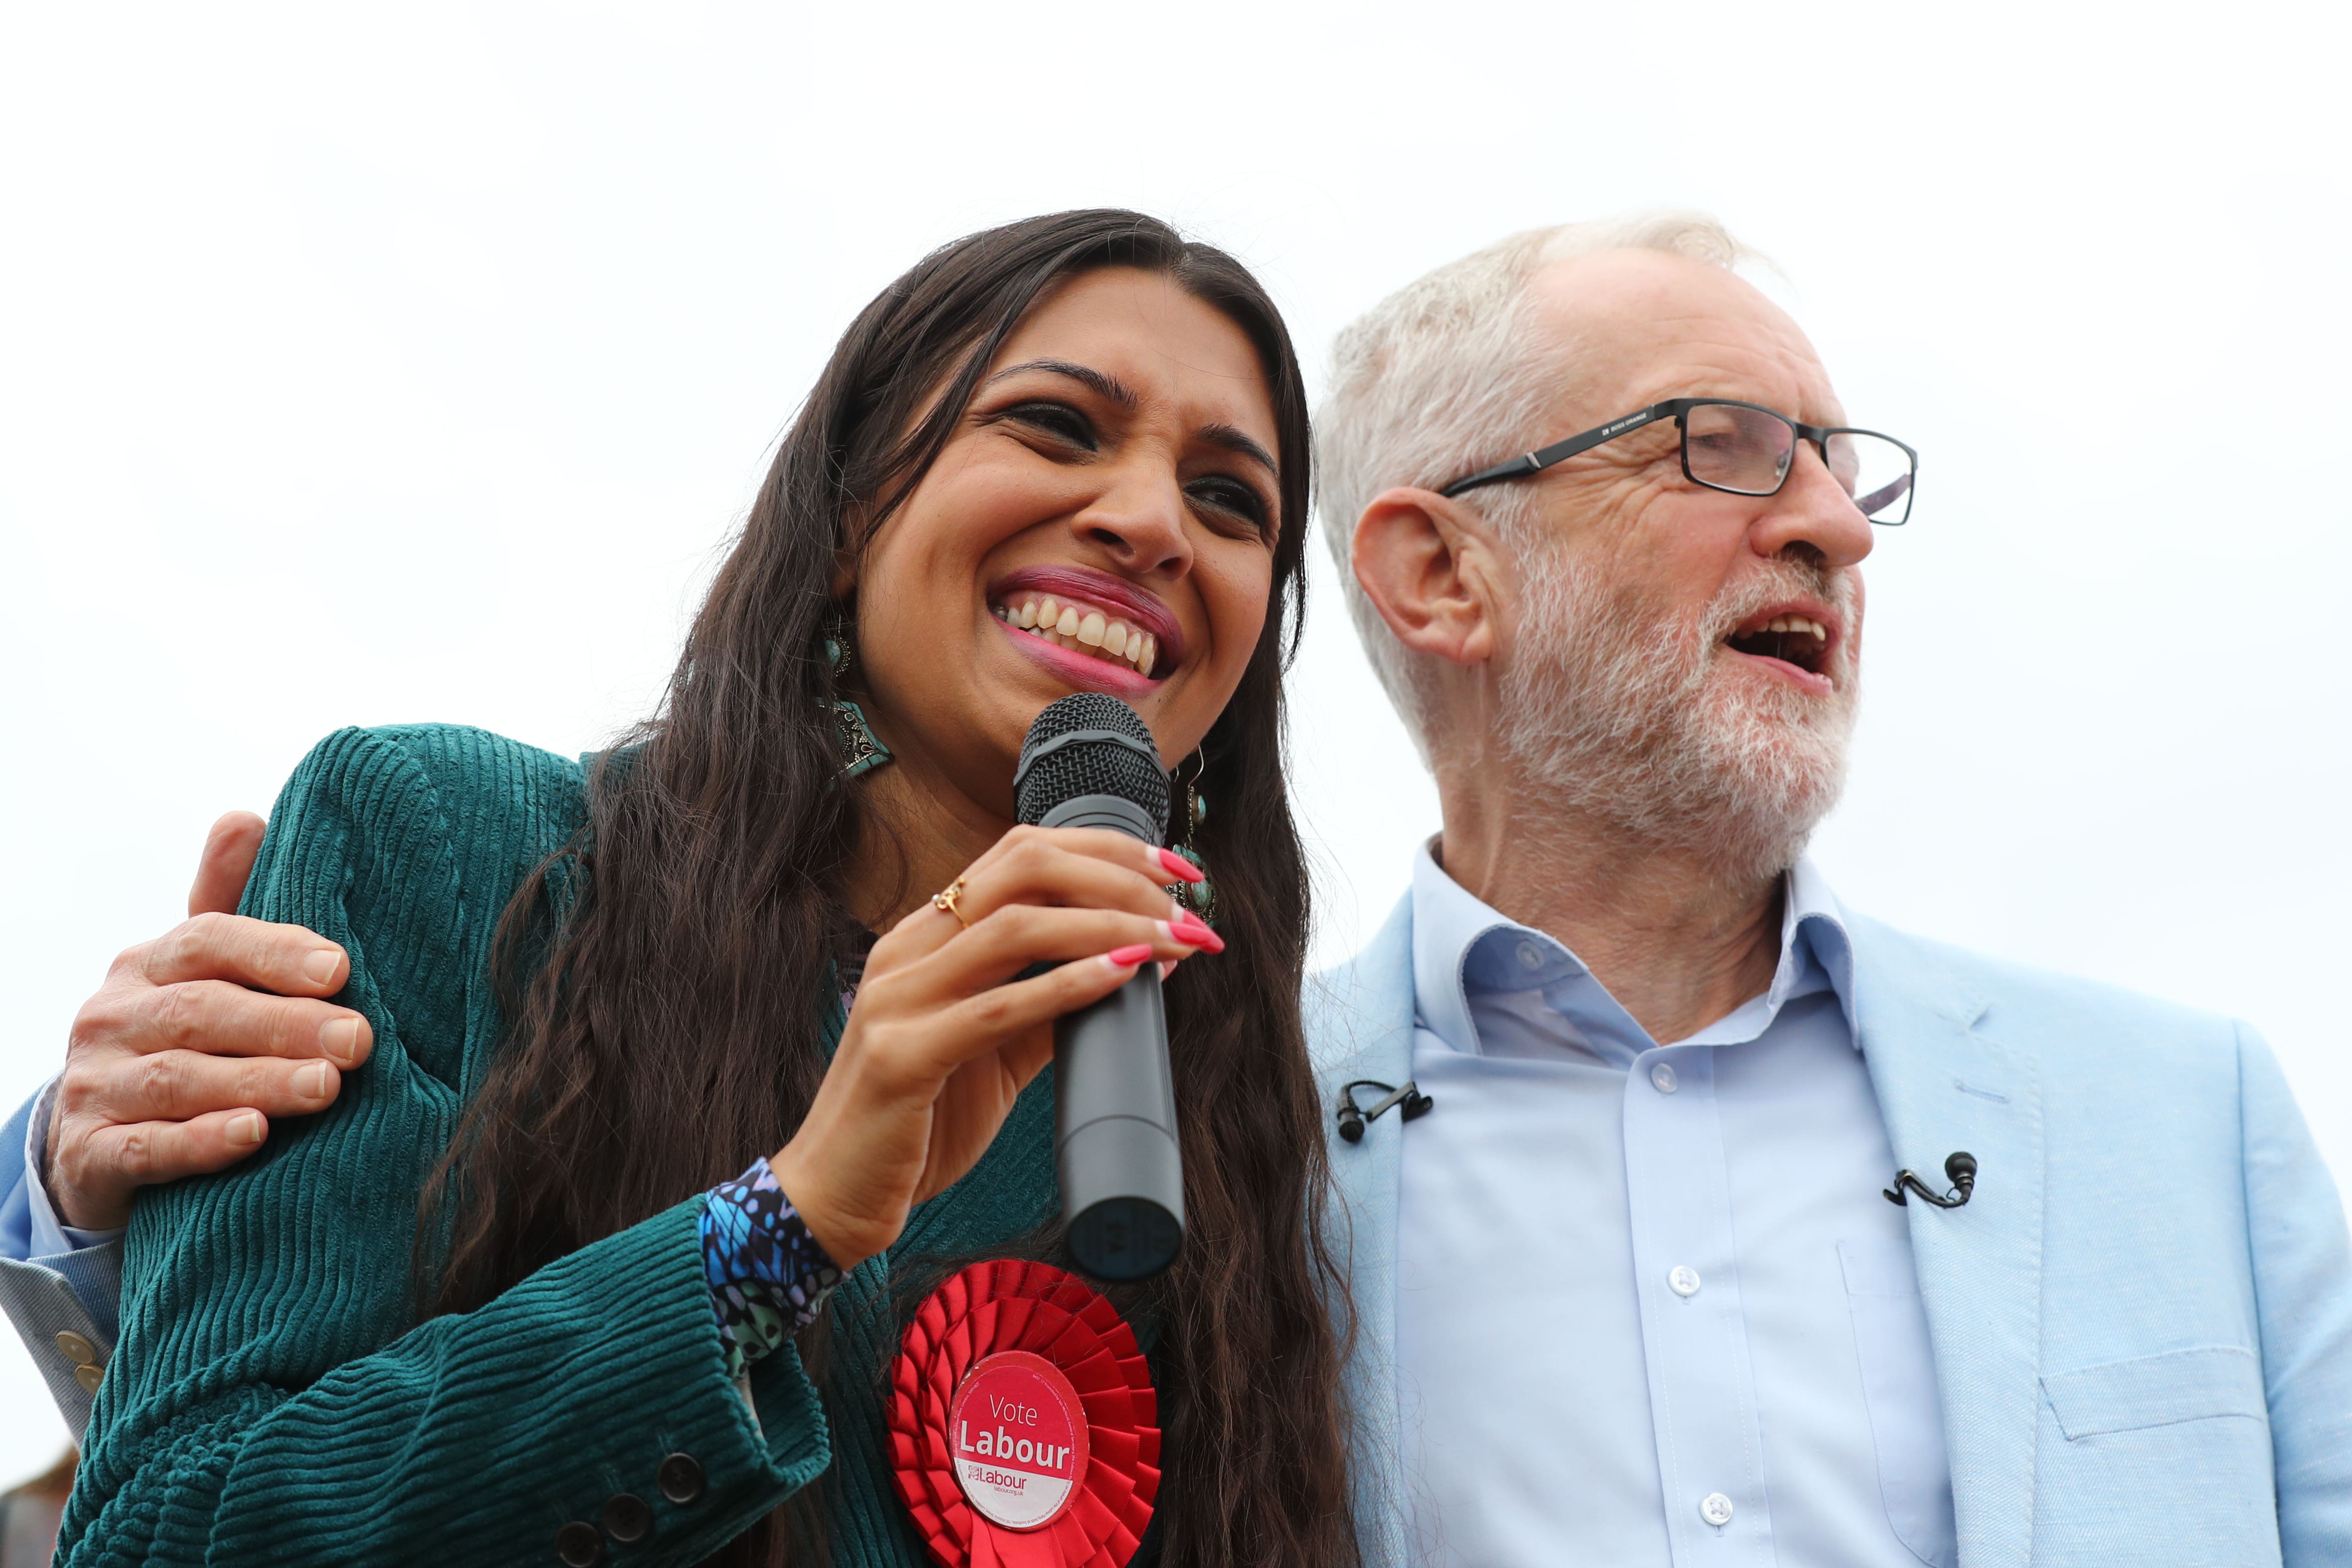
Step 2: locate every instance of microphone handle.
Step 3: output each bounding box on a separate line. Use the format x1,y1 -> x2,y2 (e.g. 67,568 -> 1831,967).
1039,793 -> 1185,1280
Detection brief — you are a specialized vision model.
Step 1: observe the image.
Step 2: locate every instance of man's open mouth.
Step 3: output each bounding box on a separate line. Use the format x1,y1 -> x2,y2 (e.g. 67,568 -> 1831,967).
1725,613 -> 1831,677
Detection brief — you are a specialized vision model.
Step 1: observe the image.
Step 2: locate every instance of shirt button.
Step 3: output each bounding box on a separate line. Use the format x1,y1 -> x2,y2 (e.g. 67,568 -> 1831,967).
1515,940 -> 1544,970
73,1363 -> 104,1394
1700,1492 -> 1735,1527
1668,1265 -> 1702,1297
55,1331 -> 98,1365
657,1451 -> 706,1505
1649,1062 -> 1678,1094
554,1521 -> 603,1566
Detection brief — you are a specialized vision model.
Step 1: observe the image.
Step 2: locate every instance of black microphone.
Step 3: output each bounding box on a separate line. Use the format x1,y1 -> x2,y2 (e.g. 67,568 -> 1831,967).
1884,1151 -> 1977,1209
1015,693 -> 1183,1281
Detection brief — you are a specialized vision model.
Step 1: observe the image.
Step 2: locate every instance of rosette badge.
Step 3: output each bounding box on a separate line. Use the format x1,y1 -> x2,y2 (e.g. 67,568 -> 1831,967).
888,1260 -> 1160,1568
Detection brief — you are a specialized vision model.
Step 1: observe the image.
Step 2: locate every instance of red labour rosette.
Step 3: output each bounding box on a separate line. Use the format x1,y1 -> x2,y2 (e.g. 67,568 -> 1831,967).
887,1259 -> 1161,1568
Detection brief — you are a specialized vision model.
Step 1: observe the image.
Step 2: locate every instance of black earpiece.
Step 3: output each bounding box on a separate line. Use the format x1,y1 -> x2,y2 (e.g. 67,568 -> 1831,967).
1884,1151 -> 1977,1209
1337,1079 -> 1435,1143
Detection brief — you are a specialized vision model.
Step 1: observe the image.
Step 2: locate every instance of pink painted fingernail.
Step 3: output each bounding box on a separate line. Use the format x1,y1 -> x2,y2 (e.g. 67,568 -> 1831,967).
1106,943 -> 1154,969
228,1111 -> 267,1145
1156,849 -> 1204,884
1168,911 -> 1224,954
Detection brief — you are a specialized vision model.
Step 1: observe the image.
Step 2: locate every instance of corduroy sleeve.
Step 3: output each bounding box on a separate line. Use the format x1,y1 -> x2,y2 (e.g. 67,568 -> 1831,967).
56,725 -> 832,1567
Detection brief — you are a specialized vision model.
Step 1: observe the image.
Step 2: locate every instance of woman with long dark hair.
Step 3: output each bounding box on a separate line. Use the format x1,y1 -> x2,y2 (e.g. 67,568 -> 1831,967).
60,211 -> 1352,1568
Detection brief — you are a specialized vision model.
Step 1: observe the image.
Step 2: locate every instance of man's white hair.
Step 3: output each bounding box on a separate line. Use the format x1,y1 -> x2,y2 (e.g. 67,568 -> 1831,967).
1314,212 -> 1756,755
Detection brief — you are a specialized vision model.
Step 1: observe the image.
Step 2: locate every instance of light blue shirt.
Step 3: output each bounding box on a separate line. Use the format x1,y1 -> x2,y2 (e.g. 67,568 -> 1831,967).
3,1078 -> 121,1267
1393,843 -> 1956,1568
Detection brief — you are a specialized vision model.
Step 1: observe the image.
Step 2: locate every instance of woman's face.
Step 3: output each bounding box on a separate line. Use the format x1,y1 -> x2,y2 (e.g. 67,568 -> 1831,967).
852,266 -> 1283,815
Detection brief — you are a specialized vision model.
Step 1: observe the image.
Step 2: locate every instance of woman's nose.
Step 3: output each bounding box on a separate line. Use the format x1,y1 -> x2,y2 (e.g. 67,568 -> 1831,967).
1071,468 -> 1193,577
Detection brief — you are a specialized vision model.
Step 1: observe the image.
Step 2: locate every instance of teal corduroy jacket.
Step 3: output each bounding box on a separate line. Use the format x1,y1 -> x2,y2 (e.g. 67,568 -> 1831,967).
60,724 -> 1072,1567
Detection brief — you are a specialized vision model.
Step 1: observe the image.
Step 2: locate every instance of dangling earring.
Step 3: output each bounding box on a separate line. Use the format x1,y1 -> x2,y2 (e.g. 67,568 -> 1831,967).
1163,747 -> 1215,927
823,617 -> 892,780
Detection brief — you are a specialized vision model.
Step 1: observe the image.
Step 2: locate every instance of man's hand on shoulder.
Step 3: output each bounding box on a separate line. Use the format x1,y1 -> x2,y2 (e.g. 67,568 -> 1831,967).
45,811 -> 375,1231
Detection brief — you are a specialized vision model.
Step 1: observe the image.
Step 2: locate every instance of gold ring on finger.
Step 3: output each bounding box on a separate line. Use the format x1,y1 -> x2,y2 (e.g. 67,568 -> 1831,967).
931,877 -> 970,928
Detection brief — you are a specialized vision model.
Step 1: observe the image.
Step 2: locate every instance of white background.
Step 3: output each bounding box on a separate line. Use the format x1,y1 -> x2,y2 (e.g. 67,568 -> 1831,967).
3,2 -> 2347,1480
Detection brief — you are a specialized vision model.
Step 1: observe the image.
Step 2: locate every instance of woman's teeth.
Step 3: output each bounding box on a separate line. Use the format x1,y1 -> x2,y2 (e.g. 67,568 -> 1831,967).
994,594 -> 1160,677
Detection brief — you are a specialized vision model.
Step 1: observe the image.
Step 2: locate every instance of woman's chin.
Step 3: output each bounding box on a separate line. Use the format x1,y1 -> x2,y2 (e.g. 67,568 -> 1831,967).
995,617 -> 1163,700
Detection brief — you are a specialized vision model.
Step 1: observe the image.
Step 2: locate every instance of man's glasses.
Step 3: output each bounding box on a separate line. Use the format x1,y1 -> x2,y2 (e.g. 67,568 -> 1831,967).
1439,398 -> 1918,526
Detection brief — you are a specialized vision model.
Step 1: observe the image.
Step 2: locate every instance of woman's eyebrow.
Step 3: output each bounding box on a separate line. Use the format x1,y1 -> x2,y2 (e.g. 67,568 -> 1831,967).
986,358 -> 1137,408
1199,422 -> 1277,477
987,357 -> 1276,476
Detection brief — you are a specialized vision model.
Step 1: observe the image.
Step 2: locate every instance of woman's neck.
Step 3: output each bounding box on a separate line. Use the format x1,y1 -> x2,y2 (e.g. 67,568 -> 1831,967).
841,751 -> 1018,933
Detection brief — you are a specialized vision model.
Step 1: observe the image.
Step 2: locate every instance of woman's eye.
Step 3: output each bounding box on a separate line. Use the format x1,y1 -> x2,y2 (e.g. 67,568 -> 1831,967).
1186,475 -> 1271,538
1003,401 -> 1097,450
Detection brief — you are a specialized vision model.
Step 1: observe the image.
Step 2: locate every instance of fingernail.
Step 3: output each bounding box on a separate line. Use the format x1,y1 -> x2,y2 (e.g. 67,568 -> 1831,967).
320,1017 -> 365,1067
1105,944 -> 1154,969
1156,849 -> 1204,884
1172,910 -> 1225,954
302,948 -> 342,987
296,1061 -> 333,1098
1158,960 -> 1176,981
228,1111 -> 267,1145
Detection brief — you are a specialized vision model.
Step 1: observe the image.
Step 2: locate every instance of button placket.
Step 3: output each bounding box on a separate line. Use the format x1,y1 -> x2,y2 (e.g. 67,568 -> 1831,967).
1618,1043 -> 1771,1557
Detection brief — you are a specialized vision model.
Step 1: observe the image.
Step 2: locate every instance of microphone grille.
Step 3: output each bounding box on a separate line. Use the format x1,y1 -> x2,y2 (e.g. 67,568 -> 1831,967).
1015,693 -> 1171,836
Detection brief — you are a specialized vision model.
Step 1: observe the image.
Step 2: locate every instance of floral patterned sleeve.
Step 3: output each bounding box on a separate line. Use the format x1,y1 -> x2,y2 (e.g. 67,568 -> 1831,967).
700,1157 -> 845,1381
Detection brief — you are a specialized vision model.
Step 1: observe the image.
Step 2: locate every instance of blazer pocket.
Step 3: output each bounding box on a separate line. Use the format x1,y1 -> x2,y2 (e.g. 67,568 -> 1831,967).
2042,1345 -> 2267,1440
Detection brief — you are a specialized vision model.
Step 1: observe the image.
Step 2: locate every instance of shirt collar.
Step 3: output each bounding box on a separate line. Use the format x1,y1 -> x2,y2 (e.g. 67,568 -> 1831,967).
1408,838 -> 1859,1060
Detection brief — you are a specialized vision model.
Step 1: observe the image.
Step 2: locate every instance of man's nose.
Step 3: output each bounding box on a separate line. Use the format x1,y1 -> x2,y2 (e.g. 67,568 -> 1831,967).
1751,442 -> 1875,569
1071,467 -> 1194,578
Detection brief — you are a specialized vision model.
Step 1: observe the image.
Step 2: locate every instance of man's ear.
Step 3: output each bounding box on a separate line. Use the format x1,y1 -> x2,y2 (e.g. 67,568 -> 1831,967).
1350,488 -> 1503,668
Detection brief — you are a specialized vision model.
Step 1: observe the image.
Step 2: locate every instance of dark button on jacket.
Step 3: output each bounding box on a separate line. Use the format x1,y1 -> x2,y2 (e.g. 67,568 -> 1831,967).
554,1520 -> 603,1566
656,1452 -> 705,1505
602,1492 -> 653,1543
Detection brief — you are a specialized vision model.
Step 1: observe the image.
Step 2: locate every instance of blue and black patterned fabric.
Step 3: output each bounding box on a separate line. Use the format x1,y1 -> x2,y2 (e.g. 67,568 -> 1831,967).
701,1157 -> 844,1380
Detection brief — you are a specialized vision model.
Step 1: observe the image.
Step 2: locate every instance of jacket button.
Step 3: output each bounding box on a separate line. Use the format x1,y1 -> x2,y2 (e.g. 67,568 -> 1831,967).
55,1331 -> 98,1365
601,1492 -> 653,1543
656,1452 -> 705,1505
554,1521 -> 602,1565
73,1363 -> 105,1395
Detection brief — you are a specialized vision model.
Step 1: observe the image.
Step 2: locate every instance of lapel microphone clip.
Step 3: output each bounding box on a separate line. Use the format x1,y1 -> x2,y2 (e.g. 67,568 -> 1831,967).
1337,1079 -> 1435,1143
1884,1151 -> 1977,1209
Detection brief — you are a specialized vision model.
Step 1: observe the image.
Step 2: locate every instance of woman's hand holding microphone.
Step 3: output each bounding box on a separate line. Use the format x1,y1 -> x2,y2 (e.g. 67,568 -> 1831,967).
769,825 -> 1218,1273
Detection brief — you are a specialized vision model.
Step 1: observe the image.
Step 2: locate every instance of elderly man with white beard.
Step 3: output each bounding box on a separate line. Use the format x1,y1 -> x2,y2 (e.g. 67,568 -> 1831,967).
1306,214 -> 2352,1568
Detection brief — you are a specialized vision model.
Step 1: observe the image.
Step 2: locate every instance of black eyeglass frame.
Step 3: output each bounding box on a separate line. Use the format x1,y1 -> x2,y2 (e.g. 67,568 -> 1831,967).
1437,397 -> 1919,526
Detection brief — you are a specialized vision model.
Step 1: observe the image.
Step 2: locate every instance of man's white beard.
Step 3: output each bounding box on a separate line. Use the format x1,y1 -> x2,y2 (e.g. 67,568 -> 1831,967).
1494,544 -> 1861,884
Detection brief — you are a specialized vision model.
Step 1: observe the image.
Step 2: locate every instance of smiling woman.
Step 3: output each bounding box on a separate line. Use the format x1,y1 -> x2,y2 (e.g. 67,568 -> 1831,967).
54,213 -> 1351,1568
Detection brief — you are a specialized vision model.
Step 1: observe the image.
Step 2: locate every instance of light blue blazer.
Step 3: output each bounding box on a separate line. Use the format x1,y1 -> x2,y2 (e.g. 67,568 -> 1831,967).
1308,895 -> 2352,1568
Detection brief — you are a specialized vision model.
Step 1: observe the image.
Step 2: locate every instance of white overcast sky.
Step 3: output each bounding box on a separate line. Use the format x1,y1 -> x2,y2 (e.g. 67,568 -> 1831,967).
3,2 -> 2347,1469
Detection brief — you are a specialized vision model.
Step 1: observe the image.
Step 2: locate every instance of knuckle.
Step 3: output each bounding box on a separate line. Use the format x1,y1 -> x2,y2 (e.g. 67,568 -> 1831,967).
66,994 -> 126,1055
140,1051 -> 190,1107
114,1124 -> 156,1180
55,1063 -> 103,1116
965,990 -> 1019,1032
153,983 -> 205,1050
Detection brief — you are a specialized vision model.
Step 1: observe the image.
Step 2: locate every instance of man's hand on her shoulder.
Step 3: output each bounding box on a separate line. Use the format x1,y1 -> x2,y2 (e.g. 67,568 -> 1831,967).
45,811 -> 375,1231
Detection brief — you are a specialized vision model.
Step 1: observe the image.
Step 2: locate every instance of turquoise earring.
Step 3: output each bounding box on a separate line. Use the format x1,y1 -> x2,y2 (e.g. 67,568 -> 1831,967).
1164,752 -> 1215,925
825,626 -> 892,780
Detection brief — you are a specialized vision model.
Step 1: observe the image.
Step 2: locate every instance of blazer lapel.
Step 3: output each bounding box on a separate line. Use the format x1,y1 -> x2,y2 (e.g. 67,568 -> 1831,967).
1849,915 -> 2046,1568
1305,894 -> 1418,1568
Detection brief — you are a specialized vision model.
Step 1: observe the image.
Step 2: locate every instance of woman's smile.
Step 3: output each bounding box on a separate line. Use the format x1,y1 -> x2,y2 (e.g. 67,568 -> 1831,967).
986,564 -> 1184,693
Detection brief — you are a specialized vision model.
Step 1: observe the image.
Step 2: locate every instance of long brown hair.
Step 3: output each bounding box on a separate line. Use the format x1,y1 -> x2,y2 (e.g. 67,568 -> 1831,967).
419,211 -> 1354,1567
